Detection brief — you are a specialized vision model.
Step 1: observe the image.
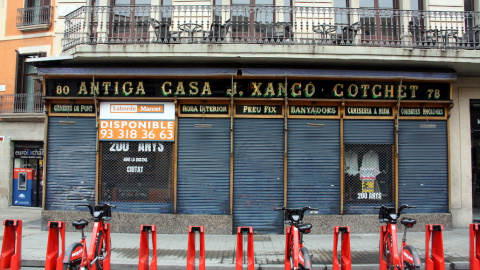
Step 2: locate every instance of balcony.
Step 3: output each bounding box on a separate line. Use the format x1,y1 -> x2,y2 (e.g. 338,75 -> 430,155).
62,5 -> 480,51
0,93 -> 44,114
17,6 -> 52,32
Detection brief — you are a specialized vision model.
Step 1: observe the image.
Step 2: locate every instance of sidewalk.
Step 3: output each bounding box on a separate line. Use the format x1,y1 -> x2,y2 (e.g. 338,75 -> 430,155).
0,207 -> 472,269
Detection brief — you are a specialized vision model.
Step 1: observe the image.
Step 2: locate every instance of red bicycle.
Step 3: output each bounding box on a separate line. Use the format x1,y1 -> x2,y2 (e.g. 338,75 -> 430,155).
63,203 -> 116,270
376,205 -> 421,270
275,206 -> 318,270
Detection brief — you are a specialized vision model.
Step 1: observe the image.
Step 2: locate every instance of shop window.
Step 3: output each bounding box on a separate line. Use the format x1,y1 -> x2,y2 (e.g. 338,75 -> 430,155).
343,144 -> 395,205
99,141 -> 174,205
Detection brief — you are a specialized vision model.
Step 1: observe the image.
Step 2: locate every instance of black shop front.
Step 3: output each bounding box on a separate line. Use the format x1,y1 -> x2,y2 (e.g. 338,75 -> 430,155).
40,67 -> 453,234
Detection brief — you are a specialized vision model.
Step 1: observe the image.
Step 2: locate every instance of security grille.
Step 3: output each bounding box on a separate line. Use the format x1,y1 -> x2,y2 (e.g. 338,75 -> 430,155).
343,144 -> 395,205
99,141 -> 174,204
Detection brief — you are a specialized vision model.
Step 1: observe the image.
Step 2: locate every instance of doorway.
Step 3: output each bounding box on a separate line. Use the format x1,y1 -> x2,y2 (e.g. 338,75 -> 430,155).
470,100 -> 480,221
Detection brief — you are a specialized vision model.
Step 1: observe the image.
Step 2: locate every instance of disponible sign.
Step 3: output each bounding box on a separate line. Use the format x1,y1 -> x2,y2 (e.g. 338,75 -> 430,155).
99,102 -> 175,141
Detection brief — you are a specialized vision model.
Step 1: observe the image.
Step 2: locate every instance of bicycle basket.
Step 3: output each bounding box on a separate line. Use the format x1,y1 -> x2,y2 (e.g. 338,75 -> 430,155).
104,205 -> 112,219
379,207 -> 396,223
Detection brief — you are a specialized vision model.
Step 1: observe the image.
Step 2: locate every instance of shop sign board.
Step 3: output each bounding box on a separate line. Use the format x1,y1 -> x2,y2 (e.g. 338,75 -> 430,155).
289,105 -> 338,115
14,147 -> 44,158
180,104 -> 229,114
99,102 -> 175,141
50,103 -> 95,114
399,107 -> 445,117
46,79 -> 451,101
236,105 -> 282,115
345,107 -> 392,116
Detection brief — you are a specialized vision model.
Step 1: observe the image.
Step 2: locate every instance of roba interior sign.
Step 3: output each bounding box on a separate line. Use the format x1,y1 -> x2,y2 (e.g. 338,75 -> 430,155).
46,79 -> 451,101
99,102 -> 175,142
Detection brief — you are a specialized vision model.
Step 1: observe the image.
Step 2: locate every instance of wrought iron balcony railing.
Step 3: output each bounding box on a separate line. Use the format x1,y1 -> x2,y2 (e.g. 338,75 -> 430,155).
17,6 -> 52,31
63,5 -> 480,51
0,93 -> 44,114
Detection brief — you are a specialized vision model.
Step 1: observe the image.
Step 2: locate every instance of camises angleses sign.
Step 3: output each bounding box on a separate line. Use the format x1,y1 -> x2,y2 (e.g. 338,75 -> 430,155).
99,102 -> 175,141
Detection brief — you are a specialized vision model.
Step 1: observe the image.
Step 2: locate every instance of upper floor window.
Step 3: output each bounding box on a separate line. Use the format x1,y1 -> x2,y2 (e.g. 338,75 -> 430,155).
110,0 -> 152,39
15,53 -> 44,112
16,0 -> 52,31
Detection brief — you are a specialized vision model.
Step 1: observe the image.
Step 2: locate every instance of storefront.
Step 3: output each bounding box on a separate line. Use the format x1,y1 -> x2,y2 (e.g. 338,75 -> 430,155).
12,141 -> 43,207
40,67 -> 453,233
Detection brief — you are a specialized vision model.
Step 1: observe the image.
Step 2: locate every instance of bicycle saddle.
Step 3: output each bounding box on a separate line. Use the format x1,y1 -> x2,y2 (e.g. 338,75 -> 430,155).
296,223 -> 313,233
400,218 -> 416,227
72,219 -> 89,229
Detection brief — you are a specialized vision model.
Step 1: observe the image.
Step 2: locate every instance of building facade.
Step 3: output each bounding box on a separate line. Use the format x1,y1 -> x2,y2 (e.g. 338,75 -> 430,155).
2,0 -> 479,233
0,0 -> 54,208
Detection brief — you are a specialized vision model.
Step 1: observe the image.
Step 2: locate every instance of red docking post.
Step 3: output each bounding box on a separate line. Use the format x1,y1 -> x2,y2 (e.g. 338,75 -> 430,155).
235,227 -> 255,270
186,226 -> 205,270
379,225 -> 388,270
332,226 -> 352,270
0,219 -> 22,270
425,224 -> 445,270
138,225 -> 157,270
470,223 -> 480,270
44,221 -> 66,270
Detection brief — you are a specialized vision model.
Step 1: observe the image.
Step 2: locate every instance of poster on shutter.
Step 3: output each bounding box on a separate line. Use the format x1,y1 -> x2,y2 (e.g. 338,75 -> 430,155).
99,102 -> 175,141
360,167 -> 376,193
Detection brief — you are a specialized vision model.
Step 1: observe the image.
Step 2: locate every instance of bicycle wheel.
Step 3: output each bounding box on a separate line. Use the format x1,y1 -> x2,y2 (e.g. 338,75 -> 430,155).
63,263 -> 81,270
94,231 -> 107,270
299,247 -> 312,270
402,245 -> 421,270
63,242 -> 83,270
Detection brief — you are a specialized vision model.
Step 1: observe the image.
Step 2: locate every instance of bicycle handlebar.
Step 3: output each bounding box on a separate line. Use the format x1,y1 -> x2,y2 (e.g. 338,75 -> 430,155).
75,203 -> 116,219
274,206 -> 319,212
375,204 -> 416,223
275,206 -> 318,224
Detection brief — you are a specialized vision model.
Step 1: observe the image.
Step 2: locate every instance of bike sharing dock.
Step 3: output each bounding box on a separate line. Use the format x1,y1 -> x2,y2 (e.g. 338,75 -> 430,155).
0,220 -> 475,270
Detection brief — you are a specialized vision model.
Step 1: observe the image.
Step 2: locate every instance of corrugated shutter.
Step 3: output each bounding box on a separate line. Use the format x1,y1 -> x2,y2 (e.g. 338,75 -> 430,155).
398,120 -> 448,213
46,117 -> 97,210
343,120 -> 394,144
343,120 -> 395,214
287,119 -> 340,214
177,118 -> 231,214
233,118 -> 284,234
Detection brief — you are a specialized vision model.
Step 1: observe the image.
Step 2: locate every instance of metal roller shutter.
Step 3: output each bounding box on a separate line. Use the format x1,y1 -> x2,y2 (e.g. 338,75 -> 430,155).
233,118 -> 284,234
177,118 -> 231,214
398,120 -> 448,213
287,119 -> 340,214
343,120 -> 395,214
344,120 -> 394,144
46,117 -> 97,210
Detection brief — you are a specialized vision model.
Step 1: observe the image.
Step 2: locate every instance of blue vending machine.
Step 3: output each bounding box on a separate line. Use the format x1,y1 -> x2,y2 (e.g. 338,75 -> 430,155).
13,168 -> 37,206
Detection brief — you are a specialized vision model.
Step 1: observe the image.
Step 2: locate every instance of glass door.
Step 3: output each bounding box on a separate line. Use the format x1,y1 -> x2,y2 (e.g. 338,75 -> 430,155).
359,0 -> 399,44
231,0 -> 274,41
110,0 -> 151,41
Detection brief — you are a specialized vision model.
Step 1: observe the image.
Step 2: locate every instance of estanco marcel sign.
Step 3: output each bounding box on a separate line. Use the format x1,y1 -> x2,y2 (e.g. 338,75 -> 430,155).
45,79 -> 451,101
